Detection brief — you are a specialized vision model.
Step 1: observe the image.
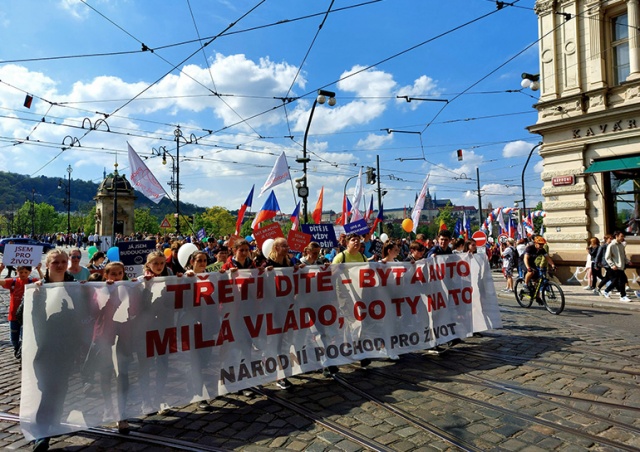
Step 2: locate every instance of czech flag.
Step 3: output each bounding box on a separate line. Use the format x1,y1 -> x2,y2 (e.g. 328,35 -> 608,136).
290,201 -> 301,231
365,194 -> 374,222
369,204 -> 384,235
251,190 -> 280,230
235,185 -> 254,235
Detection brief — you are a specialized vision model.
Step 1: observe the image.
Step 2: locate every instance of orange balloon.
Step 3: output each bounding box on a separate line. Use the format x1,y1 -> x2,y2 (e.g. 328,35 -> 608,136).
402,218 -> 413,232
163,248 -> 172,259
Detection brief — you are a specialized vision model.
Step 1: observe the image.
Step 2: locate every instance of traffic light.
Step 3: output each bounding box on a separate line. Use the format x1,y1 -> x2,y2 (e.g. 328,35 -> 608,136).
457,149 -> 463,161
366,167 -> 376,185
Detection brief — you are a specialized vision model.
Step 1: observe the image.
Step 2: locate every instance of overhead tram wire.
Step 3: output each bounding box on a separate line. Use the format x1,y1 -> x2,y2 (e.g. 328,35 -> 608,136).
418,0 -> 591,134
1,0 -> 272,188
0,1 -> 382,66
5,3 -> 533,159
185,0 -> 263,139
77,0 -> 268,139
284,0 -> 335,100
281,0 -> 336,135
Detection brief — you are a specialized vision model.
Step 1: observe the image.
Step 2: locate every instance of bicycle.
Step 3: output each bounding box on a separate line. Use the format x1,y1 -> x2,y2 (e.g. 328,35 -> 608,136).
514,267 -> 565,315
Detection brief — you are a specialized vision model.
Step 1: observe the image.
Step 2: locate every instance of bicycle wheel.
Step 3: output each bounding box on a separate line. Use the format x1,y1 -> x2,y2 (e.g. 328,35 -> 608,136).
514,278 -> 533,308
542,281 -> 565,315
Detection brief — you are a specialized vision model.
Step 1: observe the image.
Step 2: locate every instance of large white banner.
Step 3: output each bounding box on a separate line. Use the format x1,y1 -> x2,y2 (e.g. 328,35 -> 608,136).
19,254 -> 501,440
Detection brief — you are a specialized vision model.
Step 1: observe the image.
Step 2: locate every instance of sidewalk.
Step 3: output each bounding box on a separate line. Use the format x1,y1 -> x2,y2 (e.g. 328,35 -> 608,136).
491,270 -> 640,311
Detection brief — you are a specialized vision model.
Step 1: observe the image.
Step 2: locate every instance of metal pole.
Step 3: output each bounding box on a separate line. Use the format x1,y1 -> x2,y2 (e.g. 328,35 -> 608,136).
522,142 -> 543,216
175,128 -> 181,235
476,167 -> 482,229
112,164 -> 118,246
376,154 -> 383,235
67,165 -> 72,237
301,100 -> 318,224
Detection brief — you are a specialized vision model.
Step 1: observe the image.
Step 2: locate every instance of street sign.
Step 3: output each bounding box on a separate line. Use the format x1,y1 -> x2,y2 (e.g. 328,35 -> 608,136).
498,233 -> 509,244
471,230 -> 487,247
160,218 -> 171,229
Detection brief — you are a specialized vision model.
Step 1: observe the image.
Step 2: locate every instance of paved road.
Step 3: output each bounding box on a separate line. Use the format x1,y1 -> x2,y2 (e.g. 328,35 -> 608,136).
0,264 -> 639,450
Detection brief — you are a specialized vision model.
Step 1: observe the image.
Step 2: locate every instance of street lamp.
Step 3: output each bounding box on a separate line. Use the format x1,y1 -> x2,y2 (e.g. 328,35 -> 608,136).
299,89 -> 337,223
30,188 -> 35,237
58,165 -> 72,237
521,73 -> 540,91
170,127 -> 197,235
112,162 -> 119,246
521,142 -> 543,217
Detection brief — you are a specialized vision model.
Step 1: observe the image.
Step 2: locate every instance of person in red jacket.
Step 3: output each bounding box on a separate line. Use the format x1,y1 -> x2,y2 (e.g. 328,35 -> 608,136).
0,262 -> 44,359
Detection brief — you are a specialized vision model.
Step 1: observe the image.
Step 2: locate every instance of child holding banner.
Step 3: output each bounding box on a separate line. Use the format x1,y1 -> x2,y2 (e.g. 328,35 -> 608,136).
0,262 -> 44,359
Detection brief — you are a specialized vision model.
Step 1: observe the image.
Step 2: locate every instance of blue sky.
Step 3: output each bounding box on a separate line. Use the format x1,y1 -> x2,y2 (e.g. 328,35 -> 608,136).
0,0 -> 542,217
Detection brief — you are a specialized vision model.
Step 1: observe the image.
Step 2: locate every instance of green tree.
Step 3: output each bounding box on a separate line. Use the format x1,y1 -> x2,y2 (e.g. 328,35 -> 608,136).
436,202 -> 455,232
84,206 -> 97,235
200,206 -> 235,238
135,208 -> 160,234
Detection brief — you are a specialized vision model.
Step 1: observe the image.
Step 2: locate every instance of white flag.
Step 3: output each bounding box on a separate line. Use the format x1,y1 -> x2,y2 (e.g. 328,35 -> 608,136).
497,209 -> 507,233
411,174 -> 430,233
260,152 -> 291,196
127,142 -> 167,204
350,167 -> 364,221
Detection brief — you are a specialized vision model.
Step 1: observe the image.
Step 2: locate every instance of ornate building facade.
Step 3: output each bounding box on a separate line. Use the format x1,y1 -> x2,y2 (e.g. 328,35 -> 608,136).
530,0 -> 640,269
94,168 -> 136,238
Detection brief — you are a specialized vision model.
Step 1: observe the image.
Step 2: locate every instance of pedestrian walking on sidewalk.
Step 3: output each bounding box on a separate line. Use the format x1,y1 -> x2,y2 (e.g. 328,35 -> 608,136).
603,231 -> 631,302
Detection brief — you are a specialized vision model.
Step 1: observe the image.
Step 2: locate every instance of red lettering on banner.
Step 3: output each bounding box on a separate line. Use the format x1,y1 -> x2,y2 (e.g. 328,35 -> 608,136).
450,287 -> 473,305
427,292 -> 447,311
317,271 -> 332,291
391,267 -> 406,284
354,301 -> 366,320
391,296 -> 420,316
266,313 -> 282,335
194,280 -> 214,306
218,279 -> 234,303
299,307 -> 315,328
181,325 -> 190,351
275,275 -> 291,297
244,315 -> 263,338
233,277 -> 254,299
167,283 -> 191,309
194,323 -> 216,348
377,267 -> 393,286
360,269 -> 376,287
410,266 -> 426,284
146,328 -> 178,357
283,305 -> 299,332
428,261 -> 471,281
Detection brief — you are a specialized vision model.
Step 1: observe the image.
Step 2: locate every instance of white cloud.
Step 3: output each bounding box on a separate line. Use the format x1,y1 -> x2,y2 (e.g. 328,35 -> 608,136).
502,140 -> 538,158
58,0 -> 90,19
356,133 -> 393,150
396,75 -> 441,110
533,160 -> 544,173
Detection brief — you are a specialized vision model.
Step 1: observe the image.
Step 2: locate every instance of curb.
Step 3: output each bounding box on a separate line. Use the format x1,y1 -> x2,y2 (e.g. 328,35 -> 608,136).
491,273 -> 640,312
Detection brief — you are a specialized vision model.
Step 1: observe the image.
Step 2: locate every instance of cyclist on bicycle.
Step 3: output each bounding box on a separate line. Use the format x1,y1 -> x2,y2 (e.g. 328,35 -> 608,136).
524,236 -> 556,289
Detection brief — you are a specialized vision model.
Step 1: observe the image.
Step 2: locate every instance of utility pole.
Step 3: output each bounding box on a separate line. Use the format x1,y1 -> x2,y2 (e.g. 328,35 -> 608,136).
477,167 -> 482,229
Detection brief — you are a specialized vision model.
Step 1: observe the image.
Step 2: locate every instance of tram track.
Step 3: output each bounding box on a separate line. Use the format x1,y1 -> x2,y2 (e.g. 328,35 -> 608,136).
400,356 -> 640,433
343,363 -> 640,451
0,411 -> 230,451
250,386 -> 397,452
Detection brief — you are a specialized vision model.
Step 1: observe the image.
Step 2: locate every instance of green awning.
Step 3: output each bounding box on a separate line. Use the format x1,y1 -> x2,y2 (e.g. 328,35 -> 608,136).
585,155 -> 640,173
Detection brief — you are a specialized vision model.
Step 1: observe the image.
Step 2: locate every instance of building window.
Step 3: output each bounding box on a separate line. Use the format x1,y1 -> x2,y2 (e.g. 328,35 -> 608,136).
612,13 -> 630,85
605,170 -> 640,235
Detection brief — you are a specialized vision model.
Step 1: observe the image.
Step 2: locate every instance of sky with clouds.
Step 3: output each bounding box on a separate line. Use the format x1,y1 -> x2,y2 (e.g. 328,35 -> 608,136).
0,0 -> 543,219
